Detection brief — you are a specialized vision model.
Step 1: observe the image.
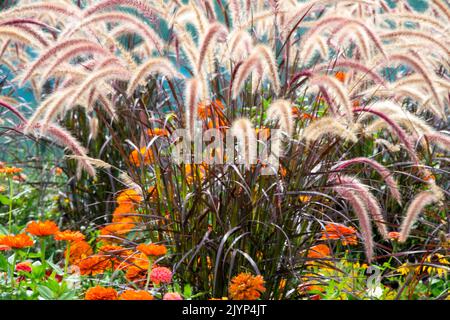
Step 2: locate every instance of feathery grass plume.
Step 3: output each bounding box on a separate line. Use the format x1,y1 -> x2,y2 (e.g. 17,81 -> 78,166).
419,132 -> 450,152
18,38 -> 99,86
231,118 -> 257,169
83,0 -> 161,19
184,78 -> 202,140
197,22 -> 228,73
309,75 -> 353,122
375,138 -> 401,152
63,12 -> 164,54
299,16 -> 386,63
332,183 -> 374,262
224,29 -> 253,61
0,99 -> 27,123
333,174 -> 388,240
127,58 -> 181,97
360,100 -> 437,138
0,26 -> 35,47
31,123 -> 96,178
335,25 -> 370,60
387,54 -> 446,119
431,0 -> 450,21
232,44 -> 280,98
39,44 -> 112,86
65,66 -> 131,112
232,54 -> 263,99
6,24 -> 49,48
24,89 -> 72,134
381,30 -> 450,58
229,0 -> 243,26
253,44 -> 280,95
334,157 -> 401,204
2,2 -> 81,19
398,186 -> 444,243
301,117 -> 358,145
354,107 -> 419,164
322,59 -> 386,87
266,99 -> 294,138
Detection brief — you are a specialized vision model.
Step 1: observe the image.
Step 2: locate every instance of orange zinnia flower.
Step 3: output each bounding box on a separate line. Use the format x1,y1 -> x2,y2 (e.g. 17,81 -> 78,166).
116,189 -> 143,205
54,230 -> 85,242
388,231 -> 400,241
125,257 -> 149,284
77,255 -> 112,276
66,240 -> 93,265
112,203 -> 136,222
85,286 -> 118,300
26,220 -> 59,237
137,243 -> 167,257
99,244 -> 133,270
0,167 -> 23,175
129,147 -> 154,166
0,233 -> 34,249
147,128 -> 169,137
229,273 -> 266,300
119,290 -> 154,300
320,223 -> 358,246
307,244 -> 331,259
335,71 -> 346,83
100,218 -> 136,237
197,100 -> 225,120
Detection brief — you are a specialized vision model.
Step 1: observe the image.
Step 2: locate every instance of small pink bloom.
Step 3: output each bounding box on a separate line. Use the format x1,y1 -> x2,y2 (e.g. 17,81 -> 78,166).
15,262 -> 32,273
163,292 -> 183,300
150,266 -> 172,284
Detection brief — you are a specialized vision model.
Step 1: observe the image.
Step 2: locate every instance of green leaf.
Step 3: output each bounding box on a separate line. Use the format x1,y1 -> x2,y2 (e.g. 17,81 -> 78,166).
0,194 -> 11,205
46,260 -> 64,275
183,284 -> 192,298
37,285 -> 55,300
0,254 -> 9,271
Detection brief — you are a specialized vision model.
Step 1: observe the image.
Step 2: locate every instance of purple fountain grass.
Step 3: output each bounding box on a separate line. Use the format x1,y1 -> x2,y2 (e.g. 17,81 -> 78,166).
332,174 -> 389,240
19,38 -> 101,86
83,0 -> 162,19
64,12 -> 165,54
184,78 -> 201,140
353,107 -> 420,165
267,99 -> 294,138
398,187 -> 444,243
332,183 -> 374,262
231,118 -> 257,169
334,157 -> 401,204
127,57 -> 182,96
0,99 -> 27,123
310,74 -> 353,122
197,22 -> 228,73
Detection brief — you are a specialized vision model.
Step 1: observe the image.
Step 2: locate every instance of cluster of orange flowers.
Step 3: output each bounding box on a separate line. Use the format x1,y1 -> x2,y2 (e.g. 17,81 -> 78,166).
307,244 -> 331,260
100,189 -> 144,238
197,100 -> 228,130
228,273 -> 266,300
320,223 -> 358,246
0,166 -> 23,175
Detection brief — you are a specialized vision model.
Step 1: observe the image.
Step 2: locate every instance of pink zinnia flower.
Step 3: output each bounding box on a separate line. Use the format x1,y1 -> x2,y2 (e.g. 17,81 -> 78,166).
150,266 -> 172,284
163,292 -> 183,300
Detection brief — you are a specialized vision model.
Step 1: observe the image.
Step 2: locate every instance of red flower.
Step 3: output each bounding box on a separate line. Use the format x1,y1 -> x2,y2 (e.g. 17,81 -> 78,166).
15,261 -> 32,273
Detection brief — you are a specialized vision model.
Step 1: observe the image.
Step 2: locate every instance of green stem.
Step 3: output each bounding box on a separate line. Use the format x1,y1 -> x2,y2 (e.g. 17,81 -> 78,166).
64,242 -> 71,279
10,252 -> 16,289
145,261 -> 152,291
40,238 -> 46,268
8,177 -> 13,233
